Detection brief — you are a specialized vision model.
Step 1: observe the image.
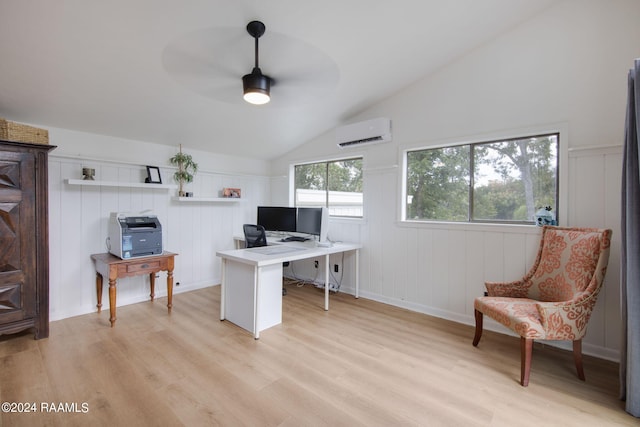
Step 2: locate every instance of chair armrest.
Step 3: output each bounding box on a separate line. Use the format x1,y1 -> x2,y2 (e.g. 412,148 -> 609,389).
485,280 -> 529,298
535,294 -> 594,340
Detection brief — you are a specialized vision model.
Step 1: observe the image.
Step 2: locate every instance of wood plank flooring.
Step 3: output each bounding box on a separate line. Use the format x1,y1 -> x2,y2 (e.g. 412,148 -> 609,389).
0,284 -> 635,426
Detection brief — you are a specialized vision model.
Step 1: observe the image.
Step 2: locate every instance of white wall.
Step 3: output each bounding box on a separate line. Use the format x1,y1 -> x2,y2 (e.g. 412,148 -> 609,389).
47,126 -> 272,321
270,0 -> 640,360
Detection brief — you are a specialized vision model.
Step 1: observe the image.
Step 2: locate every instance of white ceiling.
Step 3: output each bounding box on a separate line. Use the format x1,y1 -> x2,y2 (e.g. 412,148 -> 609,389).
0,0 -> 559,160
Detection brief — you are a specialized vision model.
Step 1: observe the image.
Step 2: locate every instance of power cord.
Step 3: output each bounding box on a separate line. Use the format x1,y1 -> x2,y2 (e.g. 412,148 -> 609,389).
283,251 -> 346,293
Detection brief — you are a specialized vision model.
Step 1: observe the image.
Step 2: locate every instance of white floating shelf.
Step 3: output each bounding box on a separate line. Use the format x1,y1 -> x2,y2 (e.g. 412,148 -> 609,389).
171,197 -> 243,203
65,179 -> 177,190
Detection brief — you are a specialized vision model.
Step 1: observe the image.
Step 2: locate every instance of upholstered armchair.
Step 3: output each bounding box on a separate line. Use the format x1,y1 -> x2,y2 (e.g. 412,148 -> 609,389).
472,226 -> 612,386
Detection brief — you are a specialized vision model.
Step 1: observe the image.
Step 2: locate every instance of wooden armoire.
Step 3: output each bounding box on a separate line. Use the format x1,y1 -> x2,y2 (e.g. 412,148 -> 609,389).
0,140 -> 55,339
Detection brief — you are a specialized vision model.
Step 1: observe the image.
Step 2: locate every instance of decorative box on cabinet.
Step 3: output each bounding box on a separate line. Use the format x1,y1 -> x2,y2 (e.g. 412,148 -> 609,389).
0,140 -> 55,339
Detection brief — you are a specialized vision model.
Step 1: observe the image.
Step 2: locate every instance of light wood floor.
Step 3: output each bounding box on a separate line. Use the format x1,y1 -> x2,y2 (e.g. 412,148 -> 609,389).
0,284 -> 635,426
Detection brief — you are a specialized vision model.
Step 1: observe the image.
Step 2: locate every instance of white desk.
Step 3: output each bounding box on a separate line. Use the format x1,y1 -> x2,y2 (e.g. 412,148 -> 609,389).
216,240 -> 361,339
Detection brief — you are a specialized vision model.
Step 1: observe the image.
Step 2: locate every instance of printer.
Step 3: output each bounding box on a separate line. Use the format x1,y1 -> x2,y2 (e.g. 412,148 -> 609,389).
108,212 -> 163,259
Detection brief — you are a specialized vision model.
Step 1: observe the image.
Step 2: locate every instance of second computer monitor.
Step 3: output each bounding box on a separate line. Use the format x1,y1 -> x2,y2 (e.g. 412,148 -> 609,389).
296,207 -> 323,236
297,206 -> 329,242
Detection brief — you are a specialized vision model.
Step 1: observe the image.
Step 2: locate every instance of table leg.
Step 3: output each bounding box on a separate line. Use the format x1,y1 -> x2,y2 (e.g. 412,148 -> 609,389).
324,254 -> 330,311
253,265 -> 259,340
108,278 -> 117,327
167,268 -> 174,312
96,273 -> 103,313
220,258 -> 226,320
149,273 -> 156,301
355,249 -> 360,299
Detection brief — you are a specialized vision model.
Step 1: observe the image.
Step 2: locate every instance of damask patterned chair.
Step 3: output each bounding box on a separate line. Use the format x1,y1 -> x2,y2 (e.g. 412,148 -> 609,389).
472,226 -> 612,386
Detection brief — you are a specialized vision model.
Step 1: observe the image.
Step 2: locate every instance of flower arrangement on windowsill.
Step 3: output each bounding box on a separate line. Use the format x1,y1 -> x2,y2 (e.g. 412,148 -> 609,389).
169,144 -> 198,197
534,206 -> 557,226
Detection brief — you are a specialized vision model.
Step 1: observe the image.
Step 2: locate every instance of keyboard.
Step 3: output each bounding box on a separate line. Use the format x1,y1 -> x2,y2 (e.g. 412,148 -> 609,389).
281,236 -> 309,242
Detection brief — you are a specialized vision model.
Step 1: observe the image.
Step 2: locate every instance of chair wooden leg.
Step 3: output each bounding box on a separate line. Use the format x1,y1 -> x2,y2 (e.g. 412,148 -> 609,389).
521,337 -> 533,386
472,309 -> 483,346
573,339 -> 585,381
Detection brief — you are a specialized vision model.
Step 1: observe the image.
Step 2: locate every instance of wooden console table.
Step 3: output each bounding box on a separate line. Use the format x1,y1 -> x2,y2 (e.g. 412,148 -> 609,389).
90,252 -> 177,327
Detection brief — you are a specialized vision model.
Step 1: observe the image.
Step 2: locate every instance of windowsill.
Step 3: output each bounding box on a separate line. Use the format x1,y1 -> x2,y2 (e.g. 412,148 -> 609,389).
397,220 -> 541,234
329,216 -> 366,225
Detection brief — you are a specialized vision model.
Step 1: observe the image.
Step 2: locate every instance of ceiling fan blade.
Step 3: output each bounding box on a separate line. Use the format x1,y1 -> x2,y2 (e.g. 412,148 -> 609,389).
163,25 -> 340,107
163,26 -> 249,79
162,47 -> 237,80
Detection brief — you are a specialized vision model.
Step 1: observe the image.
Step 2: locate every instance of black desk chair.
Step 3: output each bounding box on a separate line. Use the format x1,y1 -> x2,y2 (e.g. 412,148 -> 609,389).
243,224 -> 288,296
243,224 -> 267,248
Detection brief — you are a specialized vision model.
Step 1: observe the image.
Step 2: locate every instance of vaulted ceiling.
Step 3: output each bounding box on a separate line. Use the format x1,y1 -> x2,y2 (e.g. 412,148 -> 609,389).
0,0 -> 559,160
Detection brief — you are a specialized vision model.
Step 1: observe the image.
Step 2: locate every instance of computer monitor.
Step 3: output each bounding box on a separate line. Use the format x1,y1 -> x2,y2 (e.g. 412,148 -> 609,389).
297,207 -> 329,242
256,206 -> 297,233
296,207 -> 323,236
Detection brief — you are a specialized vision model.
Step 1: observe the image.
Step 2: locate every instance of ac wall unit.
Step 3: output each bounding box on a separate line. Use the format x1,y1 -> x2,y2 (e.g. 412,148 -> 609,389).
336,117 -> 392,149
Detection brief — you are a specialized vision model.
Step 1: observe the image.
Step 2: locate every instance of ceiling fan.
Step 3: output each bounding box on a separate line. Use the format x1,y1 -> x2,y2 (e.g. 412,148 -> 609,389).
241,21 -> 272,105
161,21 -> 340,107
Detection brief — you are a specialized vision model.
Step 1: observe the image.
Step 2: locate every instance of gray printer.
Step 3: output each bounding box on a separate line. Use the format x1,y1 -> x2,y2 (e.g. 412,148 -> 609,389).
108,212 -> 163,259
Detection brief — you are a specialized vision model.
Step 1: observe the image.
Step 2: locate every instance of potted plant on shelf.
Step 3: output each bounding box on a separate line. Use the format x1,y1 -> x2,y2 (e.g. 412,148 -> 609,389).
169,144 -> 198,197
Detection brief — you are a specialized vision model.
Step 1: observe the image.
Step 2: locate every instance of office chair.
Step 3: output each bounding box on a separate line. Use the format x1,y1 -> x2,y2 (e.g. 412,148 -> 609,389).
243,224 -> 267,248
243,224 -> 288,296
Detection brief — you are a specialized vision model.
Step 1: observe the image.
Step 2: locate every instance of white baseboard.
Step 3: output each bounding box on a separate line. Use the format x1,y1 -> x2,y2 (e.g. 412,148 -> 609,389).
49,281 -> 216,322
355,289 -> 620,363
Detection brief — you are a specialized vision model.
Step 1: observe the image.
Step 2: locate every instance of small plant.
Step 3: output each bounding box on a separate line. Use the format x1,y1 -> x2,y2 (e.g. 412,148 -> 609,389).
169,144 -> 198,196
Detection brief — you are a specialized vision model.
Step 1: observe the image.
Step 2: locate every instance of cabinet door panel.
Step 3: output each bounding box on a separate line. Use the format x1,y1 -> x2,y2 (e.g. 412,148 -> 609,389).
0,151 -> 35,322
0,283 -> 23,322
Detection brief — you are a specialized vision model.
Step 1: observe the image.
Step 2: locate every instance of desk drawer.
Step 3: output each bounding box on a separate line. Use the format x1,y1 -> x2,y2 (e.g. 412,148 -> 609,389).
126,260 -> 161,274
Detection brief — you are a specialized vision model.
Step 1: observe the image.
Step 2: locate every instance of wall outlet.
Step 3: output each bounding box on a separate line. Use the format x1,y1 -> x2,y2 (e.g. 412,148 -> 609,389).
314,260 -> 318,268
334,264 -> 339,273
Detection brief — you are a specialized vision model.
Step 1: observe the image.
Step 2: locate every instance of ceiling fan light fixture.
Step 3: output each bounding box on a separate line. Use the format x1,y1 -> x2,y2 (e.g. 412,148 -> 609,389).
242,67 -> 271,105
243,20 -> 273,105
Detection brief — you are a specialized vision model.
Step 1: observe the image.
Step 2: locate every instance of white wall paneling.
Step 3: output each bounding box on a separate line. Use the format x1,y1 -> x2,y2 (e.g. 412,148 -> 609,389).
48,155 -> 270,322
273,147 -> 621,359
567,145 -> 623,360
279,147 -> 621,360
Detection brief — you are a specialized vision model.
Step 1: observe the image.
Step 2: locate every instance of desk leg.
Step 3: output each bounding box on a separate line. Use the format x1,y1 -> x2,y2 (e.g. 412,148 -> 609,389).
108,278 -> 117,327
253,265 -> 260,339
355,249 -> 360,299
149,273 -> 156,301
220,258 -> 226,321
324,254 -> 330,311
167,268 -> 174,312
96,273 -> 103,313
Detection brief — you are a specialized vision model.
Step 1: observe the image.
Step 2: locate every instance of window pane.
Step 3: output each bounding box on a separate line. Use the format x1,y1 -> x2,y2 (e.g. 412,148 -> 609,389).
295,163 -> 326,207
473,135 -> 558,222
328,159 -> 363,217
406,146 -> 470,221
294,158 -> 363,218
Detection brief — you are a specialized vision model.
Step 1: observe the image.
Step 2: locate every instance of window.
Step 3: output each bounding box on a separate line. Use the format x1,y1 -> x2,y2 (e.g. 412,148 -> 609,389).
404,133 -> 558,224
294,158 -> 363,217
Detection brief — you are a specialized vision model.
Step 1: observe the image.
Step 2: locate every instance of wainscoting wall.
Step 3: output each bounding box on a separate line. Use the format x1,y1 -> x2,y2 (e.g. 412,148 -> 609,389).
47,145 -> 621,361
47,154 -> 270,321
312,145 -> 623,361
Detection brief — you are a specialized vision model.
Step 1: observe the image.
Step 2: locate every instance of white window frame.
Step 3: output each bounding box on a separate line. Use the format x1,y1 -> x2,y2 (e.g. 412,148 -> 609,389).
291,156 -> 364,219
400,124 -> 568,226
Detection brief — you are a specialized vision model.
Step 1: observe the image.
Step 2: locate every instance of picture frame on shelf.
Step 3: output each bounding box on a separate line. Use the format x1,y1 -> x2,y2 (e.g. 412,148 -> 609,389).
222,187 -> 241,198
145,166 -> 162,184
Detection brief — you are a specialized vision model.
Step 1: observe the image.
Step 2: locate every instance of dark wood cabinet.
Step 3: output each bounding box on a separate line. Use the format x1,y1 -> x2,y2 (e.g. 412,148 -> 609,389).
0,140 -> 55,339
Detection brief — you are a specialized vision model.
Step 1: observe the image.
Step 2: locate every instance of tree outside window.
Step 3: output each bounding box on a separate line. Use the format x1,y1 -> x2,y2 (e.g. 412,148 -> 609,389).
295,158 -> 363,217
405,134 -> 558,224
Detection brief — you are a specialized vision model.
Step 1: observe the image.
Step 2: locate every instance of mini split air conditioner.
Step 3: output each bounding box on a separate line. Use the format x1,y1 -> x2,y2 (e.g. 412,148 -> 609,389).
336,117 -> 392,149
